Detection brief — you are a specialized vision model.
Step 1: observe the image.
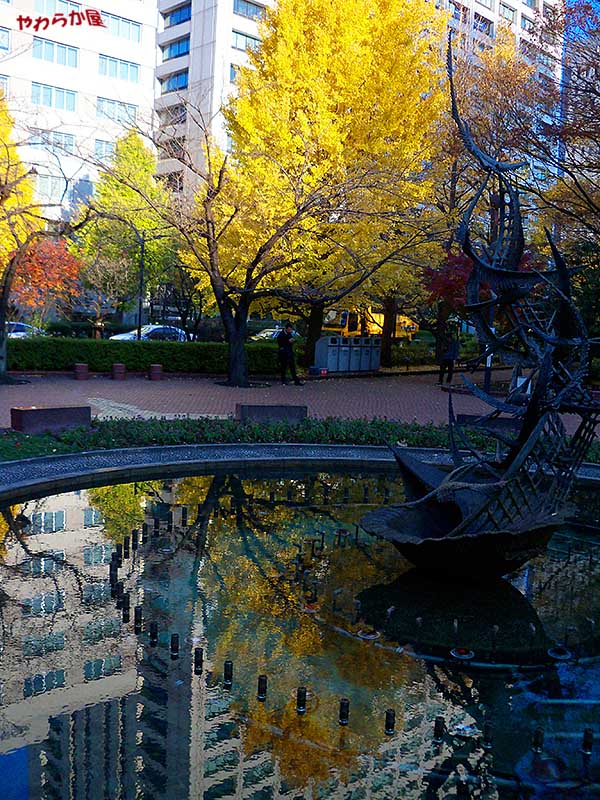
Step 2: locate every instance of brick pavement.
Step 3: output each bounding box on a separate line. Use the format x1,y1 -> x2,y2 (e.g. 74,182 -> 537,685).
0,371 -> 504,428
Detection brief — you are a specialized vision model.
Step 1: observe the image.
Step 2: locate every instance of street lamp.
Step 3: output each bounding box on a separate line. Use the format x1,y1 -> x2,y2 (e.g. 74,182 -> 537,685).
136,230 -> 145,341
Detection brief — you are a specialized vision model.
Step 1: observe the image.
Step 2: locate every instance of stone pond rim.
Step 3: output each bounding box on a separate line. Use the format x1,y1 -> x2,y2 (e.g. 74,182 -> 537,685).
1,442 -> 600,504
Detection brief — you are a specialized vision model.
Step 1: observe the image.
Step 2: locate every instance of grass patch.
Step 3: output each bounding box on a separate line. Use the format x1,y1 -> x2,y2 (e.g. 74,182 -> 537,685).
1,416 -> 598,464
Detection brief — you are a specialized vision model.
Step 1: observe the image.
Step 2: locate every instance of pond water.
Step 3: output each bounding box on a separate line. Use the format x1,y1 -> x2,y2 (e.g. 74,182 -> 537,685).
0,469 -> 599,799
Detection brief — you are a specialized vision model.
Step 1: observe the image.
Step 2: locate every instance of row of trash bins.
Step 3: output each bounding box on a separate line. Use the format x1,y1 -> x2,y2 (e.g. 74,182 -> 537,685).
313,336 -> 381,373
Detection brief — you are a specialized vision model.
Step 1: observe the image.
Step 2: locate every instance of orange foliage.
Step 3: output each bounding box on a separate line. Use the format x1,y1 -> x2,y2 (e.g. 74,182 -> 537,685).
12,238 -> 81,317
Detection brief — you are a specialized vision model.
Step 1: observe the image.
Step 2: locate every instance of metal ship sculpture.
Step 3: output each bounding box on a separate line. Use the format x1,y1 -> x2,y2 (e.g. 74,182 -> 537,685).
361,44 -> 600,576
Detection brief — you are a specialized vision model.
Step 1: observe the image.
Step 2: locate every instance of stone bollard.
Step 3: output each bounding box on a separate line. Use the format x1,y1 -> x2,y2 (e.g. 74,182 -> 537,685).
111,362 -> 126,380
74,362 -> 89,380
148,363 -> 163,381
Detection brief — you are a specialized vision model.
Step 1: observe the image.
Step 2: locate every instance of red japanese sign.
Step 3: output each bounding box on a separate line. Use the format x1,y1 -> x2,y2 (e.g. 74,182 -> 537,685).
17,9 -> 106,32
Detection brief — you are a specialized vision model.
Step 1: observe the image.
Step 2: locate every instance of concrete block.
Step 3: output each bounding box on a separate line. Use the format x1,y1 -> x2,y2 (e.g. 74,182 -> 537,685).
235,404 -> 308,424
11,406 -> 92,434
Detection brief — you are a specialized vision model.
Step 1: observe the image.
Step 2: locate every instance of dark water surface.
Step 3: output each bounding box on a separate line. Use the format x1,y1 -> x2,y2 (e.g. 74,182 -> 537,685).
0,469 -> 599,799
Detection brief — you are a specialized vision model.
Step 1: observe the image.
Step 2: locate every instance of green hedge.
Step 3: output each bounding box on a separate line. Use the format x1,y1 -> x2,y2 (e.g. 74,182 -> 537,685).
8,337 -> 281,374
2,416 -> 599,464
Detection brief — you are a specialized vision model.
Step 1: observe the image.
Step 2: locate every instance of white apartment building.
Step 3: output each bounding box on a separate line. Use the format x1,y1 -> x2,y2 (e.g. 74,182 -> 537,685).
0,0 -> 158,217
155,0 -> 270,191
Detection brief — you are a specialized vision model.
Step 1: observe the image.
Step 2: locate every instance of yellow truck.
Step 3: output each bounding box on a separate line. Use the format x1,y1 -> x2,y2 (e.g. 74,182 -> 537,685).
322,307 -> 418,339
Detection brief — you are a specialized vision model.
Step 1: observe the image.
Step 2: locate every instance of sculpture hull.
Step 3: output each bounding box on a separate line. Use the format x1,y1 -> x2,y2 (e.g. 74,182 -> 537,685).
388,526 -> 555,577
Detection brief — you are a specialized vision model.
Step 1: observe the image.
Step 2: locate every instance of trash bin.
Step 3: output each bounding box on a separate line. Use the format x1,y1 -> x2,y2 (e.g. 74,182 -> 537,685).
349,337 -> 362,371
338,338 -> 350,371
314,336 -> 340,372
370,337 -> 381,370
360,338 -> 372,371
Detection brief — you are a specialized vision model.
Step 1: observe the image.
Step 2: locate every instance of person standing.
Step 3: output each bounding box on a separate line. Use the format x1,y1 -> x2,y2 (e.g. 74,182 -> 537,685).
277,323 -> 304,385
438,337 -> 460,385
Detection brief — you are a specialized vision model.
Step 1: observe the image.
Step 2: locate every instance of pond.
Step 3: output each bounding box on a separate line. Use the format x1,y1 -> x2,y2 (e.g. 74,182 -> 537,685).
0,468 -> 599,799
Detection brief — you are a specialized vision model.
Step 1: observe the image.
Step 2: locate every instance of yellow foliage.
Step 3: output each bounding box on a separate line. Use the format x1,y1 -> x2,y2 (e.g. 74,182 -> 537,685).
0,98 -> 39,278
183,0 -> 448,312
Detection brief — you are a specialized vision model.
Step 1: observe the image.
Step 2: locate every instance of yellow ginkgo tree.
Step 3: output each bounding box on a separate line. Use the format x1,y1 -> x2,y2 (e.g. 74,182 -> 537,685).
105,0 -> 448,385
0,99 -> 43,381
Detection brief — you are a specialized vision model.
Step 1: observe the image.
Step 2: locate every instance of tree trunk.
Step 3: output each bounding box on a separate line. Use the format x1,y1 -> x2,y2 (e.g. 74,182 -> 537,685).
220,298 -> 250,387
380,295 -> 397,368
0,284 -> 8,382
227,325 -> 249,386
303,301 -> 325,367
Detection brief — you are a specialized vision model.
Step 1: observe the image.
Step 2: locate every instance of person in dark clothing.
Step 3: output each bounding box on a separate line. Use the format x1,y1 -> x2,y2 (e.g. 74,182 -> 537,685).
277,324 -> 304,385
438,338 -> 460,385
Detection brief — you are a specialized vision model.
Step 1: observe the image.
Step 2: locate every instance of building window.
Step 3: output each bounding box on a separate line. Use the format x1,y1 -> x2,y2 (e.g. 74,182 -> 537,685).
521,14 -> 534,30
83,507 -> 104,528
101,12 -> 141,42
31,82 -> 76,112
24,669 -> 65,697
93,140 -> 114,160
83,543 -> 113,565
0,75 -> 8,97
164,3 -> 191,27
84,617 -> 120,643
523,0 -> 536,8
84,655 -> 122,681
97,97 -> 137,123
30,129 -> 75,154
23,631 -> 65,657
32,37 -> 78,67
161,70 -> 188,94
159,104 -> 187,126
159,137 -> 185,159
99,54 -> 139,82
30,510 -> 66,533
164,171 -> 183,192
22,590 -> 65,616
473,13 -> 493,35
499,3 -> 516,21
232,30 -> 260,51
233,0 -> 265,20
451,3 -> 469,23
230,63 -> 239,82
475,0 -> 493,9
0,27 -> 9,52
82,582 -> 112,605
25,550 -> 65,576
37,174 -> 68,204
34,0 -> 80,13
163,37 -> 190,60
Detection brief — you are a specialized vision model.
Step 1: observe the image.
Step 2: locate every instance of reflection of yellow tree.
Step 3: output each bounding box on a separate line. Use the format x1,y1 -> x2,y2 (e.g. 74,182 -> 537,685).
174,473 -> 422,788
87,482 -> 161,542
0,504 -> 19,560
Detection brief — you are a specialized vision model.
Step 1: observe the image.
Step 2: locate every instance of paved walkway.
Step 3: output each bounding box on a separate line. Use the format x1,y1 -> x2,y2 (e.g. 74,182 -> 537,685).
0,372 -> 501,427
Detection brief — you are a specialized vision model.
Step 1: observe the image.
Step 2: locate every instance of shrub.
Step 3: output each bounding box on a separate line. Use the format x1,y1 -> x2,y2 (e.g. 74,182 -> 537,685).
8,337 -> 283,374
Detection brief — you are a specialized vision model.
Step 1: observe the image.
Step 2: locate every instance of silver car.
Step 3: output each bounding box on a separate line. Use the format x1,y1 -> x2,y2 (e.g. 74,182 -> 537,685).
7,322 -> 43,338
109,324 -> 187,342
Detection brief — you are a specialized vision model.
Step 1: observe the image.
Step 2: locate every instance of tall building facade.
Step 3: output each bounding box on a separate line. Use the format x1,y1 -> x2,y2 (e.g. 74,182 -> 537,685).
155,0 -> 270,192
0,0 -> 158,217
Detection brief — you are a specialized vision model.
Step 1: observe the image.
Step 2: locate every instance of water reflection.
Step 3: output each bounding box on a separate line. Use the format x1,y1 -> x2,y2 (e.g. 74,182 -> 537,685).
0,471 -> 599,798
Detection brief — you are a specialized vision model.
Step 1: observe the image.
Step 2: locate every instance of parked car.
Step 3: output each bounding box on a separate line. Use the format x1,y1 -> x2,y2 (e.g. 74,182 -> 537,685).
6,322 -> 43,338
249,327 -> 300,342
249,327 -> 282,341
109,324 -> 187,342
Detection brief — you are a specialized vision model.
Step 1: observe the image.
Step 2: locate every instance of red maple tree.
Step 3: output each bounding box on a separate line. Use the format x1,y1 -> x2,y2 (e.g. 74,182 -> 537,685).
423,252 -> 472,312
11,238 -> 82,322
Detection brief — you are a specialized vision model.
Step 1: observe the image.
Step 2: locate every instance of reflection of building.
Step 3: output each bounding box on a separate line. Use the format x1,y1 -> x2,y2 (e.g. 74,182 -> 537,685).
0,490 -> 137,756
1,478 -> 595,798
